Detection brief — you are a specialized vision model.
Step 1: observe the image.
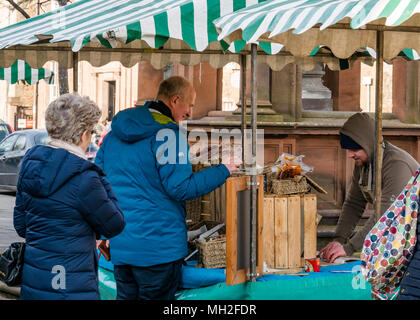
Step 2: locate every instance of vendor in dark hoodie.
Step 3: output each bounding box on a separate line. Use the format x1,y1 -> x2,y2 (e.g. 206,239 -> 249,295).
320,112 -> 419,263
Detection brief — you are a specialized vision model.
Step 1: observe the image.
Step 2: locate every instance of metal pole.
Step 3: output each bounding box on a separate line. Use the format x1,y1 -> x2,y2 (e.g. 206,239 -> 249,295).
240,54 -> 247,169
295,65 -> 302,121
34,83 -> 39,129
34,0 -> 40,129
375,30 -> 384,221
72,51 -> 79,93
249,43 -> 258,282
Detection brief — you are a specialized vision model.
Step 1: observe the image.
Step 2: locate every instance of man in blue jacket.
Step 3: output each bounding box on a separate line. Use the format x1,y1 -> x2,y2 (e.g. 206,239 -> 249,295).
95,76 -> 240,300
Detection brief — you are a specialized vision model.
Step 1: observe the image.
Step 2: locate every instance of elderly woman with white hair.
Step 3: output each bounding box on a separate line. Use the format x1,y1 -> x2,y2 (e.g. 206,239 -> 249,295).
13,93 -> 125,300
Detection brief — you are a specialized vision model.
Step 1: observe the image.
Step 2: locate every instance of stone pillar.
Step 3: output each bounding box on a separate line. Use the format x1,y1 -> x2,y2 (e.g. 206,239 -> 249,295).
392,59 -> 407,121
302,64 -> 333,111
230,63 -> 283,121
191,63 -> 218,119
393,59 -> 420,123
322,62 -> 361,112
270,63 -> 301,121
174,63 -> 219,119
135,62 -> 219,120
136,61 -> 163,106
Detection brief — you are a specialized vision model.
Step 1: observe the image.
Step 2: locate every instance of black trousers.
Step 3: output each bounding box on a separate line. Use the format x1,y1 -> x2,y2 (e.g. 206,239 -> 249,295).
113,259 -> 183,300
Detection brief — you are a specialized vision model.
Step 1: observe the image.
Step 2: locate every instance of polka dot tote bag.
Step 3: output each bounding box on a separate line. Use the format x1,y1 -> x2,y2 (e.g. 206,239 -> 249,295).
361,169 -> 419,294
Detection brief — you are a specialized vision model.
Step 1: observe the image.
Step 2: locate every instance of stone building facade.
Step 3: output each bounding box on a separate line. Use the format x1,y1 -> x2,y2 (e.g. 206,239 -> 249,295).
0,0 -> 139,130
2,1 -> 420,244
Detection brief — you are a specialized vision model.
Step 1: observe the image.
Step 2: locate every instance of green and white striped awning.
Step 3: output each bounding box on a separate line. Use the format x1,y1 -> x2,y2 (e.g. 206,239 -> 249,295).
0,60 -> 54,85
215,0 -> 420,61
0,0 -> 276,53
0,0 -> 358,71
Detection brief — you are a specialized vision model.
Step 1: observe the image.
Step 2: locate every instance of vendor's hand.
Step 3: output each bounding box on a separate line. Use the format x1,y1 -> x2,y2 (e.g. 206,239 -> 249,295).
319,241 -> 346,263
223,155 -> 242,174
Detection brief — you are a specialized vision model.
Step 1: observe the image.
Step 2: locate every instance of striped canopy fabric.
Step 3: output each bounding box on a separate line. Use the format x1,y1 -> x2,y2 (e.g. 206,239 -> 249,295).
0,0 -> 276,53
0,60 -> 54,85
0,0 -> 357,71
214,0 -> 420,61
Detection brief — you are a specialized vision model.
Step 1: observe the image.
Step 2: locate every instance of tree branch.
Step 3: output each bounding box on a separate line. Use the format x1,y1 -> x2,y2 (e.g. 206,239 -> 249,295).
6,0 -> 31,19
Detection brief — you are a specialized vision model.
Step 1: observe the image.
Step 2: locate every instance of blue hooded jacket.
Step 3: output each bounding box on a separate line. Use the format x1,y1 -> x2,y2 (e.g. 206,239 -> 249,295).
95,102 -> 230,267
14,145 -> 125,300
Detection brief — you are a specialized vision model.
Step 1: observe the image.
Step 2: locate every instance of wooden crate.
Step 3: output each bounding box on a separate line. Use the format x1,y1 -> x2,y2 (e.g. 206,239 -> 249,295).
263,194 -> 317,270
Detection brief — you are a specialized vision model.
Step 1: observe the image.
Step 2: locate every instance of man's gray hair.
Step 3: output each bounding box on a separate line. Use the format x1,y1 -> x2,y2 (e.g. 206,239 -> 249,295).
156,76 -> 191,100
45,93 -> 101,145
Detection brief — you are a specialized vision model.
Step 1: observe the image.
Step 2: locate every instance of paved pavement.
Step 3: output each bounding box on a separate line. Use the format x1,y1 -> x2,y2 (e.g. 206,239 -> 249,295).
0,192 -> 21,299
0,191 -> 23,253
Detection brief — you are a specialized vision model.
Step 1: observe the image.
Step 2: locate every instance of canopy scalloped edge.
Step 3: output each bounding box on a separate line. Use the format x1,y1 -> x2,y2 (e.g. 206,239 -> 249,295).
0,44 -> 376,72
0,59 -> 54,85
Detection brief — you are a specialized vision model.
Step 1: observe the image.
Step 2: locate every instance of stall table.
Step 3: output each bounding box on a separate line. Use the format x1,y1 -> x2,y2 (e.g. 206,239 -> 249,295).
98,258 -> 371,300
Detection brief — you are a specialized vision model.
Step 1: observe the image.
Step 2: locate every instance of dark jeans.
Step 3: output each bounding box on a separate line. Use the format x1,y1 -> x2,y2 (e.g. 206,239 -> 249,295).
113,259 -> 183,300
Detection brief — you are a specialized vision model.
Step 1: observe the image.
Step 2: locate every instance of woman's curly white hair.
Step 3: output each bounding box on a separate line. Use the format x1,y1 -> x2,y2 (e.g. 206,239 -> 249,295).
45,93 -> 101,145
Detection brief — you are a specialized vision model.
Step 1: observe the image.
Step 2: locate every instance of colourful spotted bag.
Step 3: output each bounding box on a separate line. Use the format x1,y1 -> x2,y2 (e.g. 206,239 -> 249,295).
361,169 -> 419,294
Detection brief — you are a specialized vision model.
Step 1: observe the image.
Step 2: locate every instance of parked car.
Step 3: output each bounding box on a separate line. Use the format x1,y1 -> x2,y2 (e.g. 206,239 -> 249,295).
0,119 -> 13,142
0,129 -> 49,191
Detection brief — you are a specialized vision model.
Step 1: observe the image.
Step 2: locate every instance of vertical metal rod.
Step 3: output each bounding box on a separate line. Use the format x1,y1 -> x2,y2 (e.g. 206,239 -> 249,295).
240,54 -> 247,169
250,43 -> 258,282
375,30 -> 384,221
295,65 -> 302,121
72,51 -> 79,93
34,83 -> 39,129
34,0 -> 40,129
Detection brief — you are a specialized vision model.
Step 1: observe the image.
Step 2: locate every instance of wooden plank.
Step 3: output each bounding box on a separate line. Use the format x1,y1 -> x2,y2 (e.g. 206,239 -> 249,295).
221,183 -> 226,222
257,175 -> 264,278
209,190 -> 216,221
226,175 -> 264,285
201,192 -> 211,221
263,197 -> 275,268
287,195 -> 301,268
226,176 -> 250,285
265,267 -> 307,275
303,194 -> 317,259
226,177 -> 241,286
274,196 -> 288,268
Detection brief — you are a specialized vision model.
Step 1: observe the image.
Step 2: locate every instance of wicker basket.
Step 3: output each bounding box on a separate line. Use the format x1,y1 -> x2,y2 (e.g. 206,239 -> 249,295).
186,197 -> 202,223
186,164 -> 208,222
270,176 -> 310,195
188,220 -> 224,232
196,235 -> 226,268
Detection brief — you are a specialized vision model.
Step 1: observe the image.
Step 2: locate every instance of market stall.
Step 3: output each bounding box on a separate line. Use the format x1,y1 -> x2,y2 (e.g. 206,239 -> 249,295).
2,0 -> 420,300
0,0 -> 362,291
